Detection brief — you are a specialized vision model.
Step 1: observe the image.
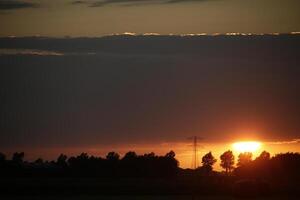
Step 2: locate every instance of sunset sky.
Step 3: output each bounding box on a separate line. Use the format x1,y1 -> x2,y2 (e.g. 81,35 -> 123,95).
0,0 -> 300,169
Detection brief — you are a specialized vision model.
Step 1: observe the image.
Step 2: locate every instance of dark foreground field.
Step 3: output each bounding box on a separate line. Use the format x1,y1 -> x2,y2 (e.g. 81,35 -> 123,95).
0,176 -> 299,200
1,195 -> 299,200
1,150 -> 299,199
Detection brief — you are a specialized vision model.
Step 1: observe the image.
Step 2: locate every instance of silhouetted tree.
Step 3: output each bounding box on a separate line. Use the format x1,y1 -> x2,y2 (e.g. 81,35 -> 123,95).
165,150 -> 176,159
78,153 -> 89,160
202,152 -> 217,173
120,151 -> 138,176
269,152 -> 300,181
123,151 -> 138,160
12,152 -> 24,164
106,152 -> 120,161
220,150 -> 235,174
235,151 -> 270,178
144,152 -> 155,158
0,152 -> 6,162
57,154 -> 68,164
0,152 -> 6,171
34,158 -> 44,165
164,150 -> 179,176
256,151 -> 270,162
237,152 -> 252,167
1,149 -> 300,196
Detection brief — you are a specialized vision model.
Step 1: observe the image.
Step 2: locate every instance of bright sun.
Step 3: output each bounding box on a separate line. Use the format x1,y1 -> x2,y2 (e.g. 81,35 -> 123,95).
232,141 -> 262,153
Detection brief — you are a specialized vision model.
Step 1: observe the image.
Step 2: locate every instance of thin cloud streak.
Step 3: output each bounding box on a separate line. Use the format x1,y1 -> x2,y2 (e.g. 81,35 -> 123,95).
71,0 -> 216,7
0,48 -> 64,56
267,139 -> 300,145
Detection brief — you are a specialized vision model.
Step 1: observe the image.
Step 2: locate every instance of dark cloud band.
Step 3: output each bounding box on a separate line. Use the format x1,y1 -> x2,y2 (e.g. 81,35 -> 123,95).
0,0 -> 37,10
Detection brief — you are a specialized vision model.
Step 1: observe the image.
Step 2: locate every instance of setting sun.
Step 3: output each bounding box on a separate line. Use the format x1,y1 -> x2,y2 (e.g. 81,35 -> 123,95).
232,141 -> 262,153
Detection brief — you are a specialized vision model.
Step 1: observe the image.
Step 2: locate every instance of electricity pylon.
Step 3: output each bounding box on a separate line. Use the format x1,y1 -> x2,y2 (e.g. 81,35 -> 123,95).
188,136 -> 203,169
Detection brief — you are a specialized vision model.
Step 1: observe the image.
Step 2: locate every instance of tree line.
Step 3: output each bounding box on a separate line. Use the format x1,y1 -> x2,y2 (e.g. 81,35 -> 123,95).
0,150 -> 300,182
200,150 -> 270,173
0,151 -> 178,178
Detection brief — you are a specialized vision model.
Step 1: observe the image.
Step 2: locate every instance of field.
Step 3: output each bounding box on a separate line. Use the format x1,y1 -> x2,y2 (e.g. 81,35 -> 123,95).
1,195 -> 299,200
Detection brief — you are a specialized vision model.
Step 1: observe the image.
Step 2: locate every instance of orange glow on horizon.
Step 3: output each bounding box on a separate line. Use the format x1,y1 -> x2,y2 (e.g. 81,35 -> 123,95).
232,141 -> 262,154
2,139 -> 299,170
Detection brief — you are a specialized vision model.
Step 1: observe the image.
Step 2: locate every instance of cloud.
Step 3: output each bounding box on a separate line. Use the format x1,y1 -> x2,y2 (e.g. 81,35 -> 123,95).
71,0 -> 87,5
268,139 -> 300,145
0,48 -> 64,56
71,0 -> 215,7
167,0 -> 211,4
0,34 -> 300,148
0,0 -> 37,10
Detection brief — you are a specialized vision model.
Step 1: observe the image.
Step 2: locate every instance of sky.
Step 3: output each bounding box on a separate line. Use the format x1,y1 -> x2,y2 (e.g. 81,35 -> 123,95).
0,0 -> 300,169
1,34 -> 300,168
0,0 -> 300,36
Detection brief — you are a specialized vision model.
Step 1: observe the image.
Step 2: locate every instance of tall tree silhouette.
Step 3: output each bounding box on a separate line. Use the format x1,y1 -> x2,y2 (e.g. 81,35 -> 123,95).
220,150 -> 235,174
143,152 -> 155,158
106,152 -> 120,161
165,150 -> 176,159
0,152 -> 6,163
256,151 -> 270,162
34,158 -> 44,165
237,152 -> 252,167
164,150 -> 178,176
123,151 -> 138,160
12,152 -> 24,164
57,154 -> 68,167
201,152 -> 217,172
